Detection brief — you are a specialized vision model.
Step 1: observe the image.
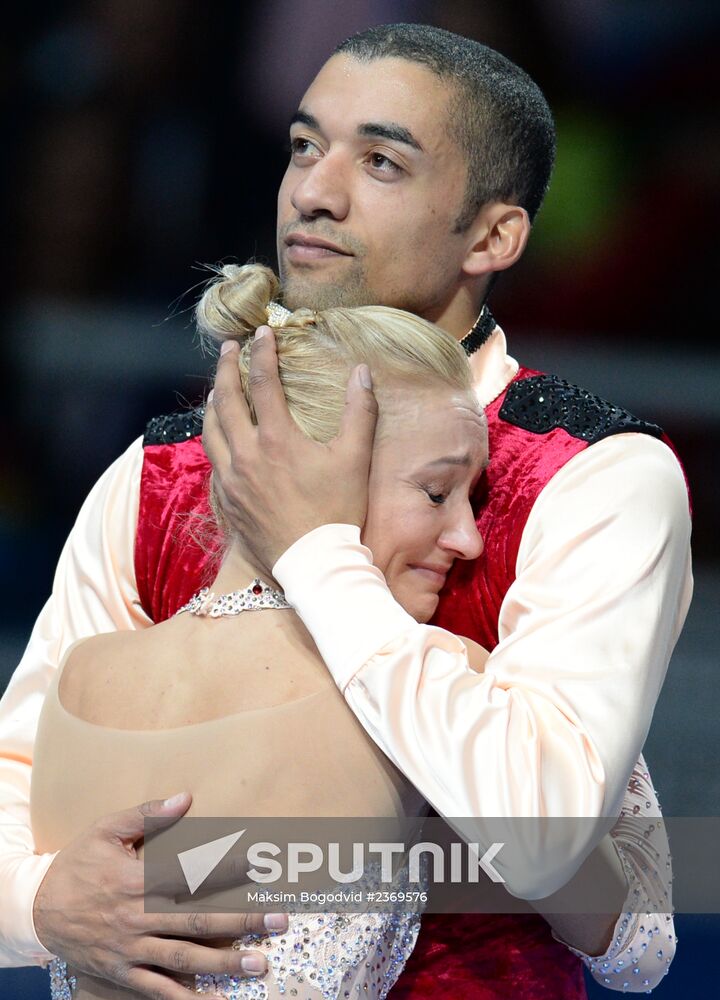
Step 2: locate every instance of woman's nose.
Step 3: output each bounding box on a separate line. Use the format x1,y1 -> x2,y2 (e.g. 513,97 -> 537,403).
440,504 -> 484,561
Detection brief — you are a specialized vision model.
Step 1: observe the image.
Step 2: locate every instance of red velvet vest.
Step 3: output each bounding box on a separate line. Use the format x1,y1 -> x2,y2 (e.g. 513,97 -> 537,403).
134,367 -> 671,999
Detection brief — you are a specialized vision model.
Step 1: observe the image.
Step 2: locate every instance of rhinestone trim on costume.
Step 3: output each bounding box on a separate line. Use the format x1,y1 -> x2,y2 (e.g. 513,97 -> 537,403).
143,406 -> 205,446
460,306 -> 496,358
175,580 -> 292,617
500,374 -> 664,445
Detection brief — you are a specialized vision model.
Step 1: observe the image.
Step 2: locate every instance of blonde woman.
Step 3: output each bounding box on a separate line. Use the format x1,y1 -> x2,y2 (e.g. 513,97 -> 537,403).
30,265 -> 670,1000
31,264 -> 486,1000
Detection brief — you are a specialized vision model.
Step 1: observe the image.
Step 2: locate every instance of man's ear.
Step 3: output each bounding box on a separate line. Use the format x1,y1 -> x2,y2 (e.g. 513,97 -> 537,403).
461,203 -> 530,278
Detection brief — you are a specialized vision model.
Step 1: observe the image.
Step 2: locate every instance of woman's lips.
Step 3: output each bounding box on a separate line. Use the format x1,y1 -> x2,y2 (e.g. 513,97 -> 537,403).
409,565 -> 448,587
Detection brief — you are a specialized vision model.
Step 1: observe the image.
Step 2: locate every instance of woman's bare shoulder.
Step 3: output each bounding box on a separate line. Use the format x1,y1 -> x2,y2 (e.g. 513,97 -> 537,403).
64,629 -> 144,664
59,630 -> 147,701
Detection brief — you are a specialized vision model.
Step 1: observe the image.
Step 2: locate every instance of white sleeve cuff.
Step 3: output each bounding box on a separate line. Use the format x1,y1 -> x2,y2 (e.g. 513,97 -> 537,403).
0,849 -> 58,966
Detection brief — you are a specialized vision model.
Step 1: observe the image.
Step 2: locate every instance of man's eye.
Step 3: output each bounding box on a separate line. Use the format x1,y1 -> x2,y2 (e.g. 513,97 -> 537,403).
289,136 -> 320,158
367,152 -> 402,174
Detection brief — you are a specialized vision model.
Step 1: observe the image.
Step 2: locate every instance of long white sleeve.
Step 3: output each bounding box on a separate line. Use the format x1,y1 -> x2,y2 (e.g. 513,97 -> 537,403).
0,437 -> 148,966
274,433 -> 692,899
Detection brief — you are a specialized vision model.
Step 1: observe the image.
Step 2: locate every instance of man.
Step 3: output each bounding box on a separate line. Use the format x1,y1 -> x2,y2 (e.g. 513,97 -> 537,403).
0,23 -> 690,999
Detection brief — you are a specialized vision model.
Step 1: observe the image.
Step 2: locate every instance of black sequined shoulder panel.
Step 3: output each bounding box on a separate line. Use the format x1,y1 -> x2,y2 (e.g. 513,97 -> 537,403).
143,406 -> 205,446
499,375 -> 664,445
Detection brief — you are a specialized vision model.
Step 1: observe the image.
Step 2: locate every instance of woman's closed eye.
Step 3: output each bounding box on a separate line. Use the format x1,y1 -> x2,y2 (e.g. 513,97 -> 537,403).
422,485 -> 447,506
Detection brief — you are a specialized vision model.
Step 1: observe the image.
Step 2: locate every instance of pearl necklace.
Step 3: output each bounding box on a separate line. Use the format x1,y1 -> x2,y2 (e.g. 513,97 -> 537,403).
175,579 -> 291,618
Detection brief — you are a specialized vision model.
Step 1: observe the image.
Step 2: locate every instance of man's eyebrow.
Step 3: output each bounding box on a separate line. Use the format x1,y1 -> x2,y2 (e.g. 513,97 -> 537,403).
288,112 -> 423,153
358,121 -> 423,151
290,108 -> 320,131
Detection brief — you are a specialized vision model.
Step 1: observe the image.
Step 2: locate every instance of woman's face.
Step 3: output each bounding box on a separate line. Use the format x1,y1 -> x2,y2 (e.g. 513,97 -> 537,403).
361,383 -> 487,623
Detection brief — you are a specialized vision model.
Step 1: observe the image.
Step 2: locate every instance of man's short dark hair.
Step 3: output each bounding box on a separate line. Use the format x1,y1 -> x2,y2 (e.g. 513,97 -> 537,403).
335,23 -> 556,232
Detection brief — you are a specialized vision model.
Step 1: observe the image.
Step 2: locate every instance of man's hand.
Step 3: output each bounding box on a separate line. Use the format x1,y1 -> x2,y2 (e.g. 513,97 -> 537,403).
33,792 -> 287,999
203,328 -> 378,574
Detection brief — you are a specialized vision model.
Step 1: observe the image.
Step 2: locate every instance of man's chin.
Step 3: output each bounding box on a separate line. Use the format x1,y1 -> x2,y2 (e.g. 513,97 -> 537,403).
280,271 -> 373,313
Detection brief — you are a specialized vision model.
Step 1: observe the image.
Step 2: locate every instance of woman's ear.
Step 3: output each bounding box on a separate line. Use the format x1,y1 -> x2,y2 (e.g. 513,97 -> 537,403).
461,202 -> 531,279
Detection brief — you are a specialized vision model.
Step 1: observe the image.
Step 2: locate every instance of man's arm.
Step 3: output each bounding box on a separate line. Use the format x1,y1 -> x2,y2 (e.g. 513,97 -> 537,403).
456,640 -> 675,990
270,434 -> 691,896
205,333 -> 691,896
0,437 -> 148,965
0,438 -> 283,994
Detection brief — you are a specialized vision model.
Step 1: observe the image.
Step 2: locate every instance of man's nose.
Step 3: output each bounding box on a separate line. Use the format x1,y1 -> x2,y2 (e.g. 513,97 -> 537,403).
290,151 -> 351,220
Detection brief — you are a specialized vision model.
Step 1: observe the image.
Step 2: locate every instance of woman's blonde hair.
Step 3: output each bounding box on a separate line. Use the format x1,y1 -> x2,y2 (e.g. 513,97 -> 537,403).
196,263 -> 473,444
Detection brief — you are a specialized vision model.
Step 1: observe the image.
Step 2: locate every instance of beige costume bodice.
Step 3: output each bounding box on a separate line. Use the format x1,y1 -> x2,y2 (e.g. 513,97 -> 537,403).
31,636 -> 426,1000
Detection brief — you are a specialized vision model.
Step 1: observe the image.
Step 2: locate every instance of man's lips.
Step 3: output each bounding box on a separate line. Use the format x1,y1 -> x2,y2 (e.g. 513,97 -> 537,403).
284,233 -> 353,262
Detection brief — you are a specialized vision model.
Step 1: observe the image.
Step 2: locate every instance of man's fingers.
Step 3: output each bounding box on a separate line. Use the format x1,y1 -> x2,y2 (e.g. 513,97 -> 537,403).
144,847 -> 253,897
96,793 -> 192,845
143,938 -> 268,979
210,339 -> 255,447
247,327 -> 295,435
336,364 -> 378,467
201,395 -> 232,477
148,910 -> 288,939
124,963 -> 231,1000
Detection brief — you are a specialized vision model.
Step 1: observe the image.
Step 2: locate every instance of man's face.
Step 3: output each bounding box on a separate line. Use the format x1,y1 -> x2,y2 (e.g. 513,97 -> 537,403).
277,55 -> 471,317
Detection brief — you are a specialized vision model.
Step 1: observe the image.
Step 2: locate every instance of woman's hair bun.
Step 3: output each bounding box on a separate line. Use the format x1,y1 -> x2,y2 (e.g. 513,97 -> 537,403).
196,263 -> 281,343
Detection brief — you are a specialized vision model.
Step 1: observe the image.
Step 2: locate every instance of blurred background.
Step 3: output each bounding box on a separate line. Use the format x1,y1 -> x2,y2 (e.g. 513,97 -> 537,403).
1,0 -> 718,996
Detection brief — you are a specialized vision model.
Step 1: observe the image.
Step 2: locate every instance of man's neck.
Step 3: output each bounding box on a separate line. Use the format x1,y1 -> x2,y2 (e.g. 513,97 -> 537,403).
422,287 -> 484,342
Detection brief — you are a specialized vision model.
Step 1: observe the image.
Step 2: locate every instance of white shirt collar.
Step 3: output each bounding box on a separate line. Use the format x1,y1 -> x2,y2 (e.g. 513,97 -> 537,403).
467,321 -> 519,408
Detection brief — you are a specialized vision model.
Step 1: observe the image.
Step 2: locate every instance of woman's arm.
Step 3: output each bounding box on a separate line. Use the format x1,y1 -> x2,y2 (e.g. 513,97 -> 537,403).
534,834 -> 627,958
548,757 -> 676,993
